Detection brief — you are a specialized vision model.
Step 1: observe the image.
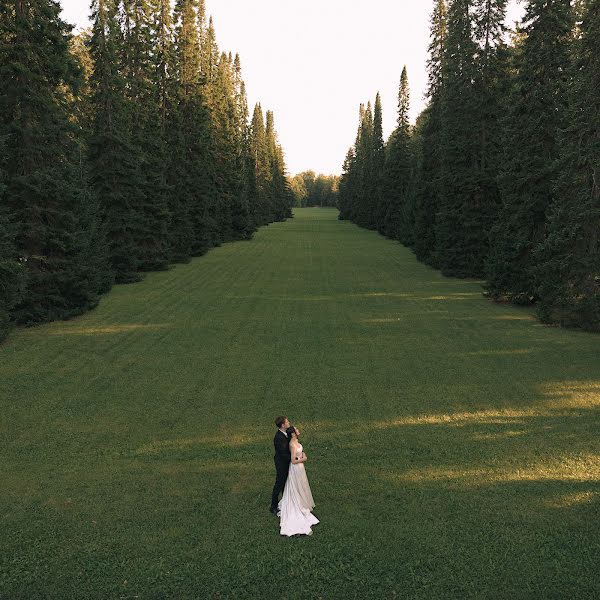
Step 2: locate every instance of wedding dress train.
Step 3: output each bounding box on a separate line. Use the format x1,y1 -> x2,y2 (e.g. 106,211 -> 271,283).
278,443 -> 319,536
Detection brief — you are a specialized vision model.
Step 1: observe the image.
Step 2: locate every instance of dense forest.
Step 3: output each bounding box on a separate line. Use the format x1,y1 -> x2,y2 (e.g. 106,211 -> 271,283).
290,172 -> 339,208
338,0 -> 599,332
0,0 -> 293,342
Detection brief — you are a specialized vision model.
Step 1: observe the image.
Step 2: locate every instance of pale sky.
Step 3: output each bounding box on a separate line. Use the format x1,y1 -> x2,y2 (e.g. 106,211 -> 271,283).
60,0 -> 525,176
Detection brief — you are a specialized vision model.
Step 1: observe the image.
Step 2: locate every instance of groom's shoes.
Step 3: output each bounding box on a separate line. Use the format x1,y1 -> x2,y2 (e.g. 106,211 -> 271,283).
269,506 -> 278,516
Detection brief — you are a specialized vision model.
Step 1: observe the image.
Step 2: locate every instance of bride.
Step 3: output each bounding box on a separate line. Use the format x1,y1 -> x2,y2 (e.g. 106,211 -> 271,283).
278,426 -> 319,536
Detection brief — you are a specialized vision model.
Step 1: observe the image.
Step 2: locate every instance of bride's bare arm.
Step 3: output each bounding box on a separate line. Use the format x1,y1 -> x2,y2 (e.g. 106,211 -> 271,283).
291,442 -> 307,464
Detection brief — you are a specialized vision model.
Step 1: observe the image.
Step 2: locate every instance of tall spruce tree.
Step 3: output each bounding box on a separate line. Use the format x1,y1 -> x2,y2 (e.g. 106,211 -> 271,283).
355,101 -> 374,228
473,0 -> 510,252
1,0 -> 107,323
151,0 -> 173,125
122,0 -> 170,271
232,56 -> 254,239
381,68 -> 412,242
338,146 -> 357,221
169,0 -> 214,259
365,92 -> 385,232
0,136 -> 25,340
265,110 -> 292,222
89,0 -> 141,283
536,0 -> 600,330
250,103 -> 272,225
211,52 -> 239,243
486,0 -> 574,302
436,0 -> 486,278
413,0 -> 447,267
338,103 -> 368,223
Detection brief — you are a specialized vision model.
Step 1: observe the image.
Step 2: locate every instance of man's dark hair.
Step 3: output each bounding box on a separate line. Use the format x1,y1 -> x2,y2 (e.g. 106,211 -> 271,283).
275,416 -> 287,428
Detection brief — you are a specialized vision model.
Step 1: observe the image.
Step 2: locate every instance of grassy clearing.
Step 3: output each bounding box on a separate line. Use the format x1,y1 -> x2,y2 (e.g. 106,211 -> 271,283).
1,207 -> 599,599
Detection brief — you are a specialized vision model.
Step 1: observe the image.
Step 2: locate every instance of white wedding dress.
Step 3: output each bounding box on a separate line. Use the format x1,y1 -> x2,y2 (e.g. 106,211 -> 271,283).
278,443 -> 319,536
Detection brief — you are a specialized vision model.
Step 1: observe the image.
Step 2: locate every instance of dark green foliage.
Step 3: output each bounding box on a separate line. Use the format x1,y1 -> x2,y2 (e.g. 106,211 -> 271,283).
436,0 -> 486,278
413,104 -> 442,268
337,0 -> 597,332
0,136 -> 25,341
536,0 -> 600,330
0,0 -> 289,343
89,0 -> 141,282
231,60 -> 255,240
169,0 -> 215,259
250,103 -> 272,225
337,146 -> 357,221
380,68 -> 412,243
290,171 -> 339,208
338,100 -> 384,230
368,93 -> 385,231
265,110 -> 294,222
122,0 -> 170,271
0,0 -> 108,324
413,0 -> 447,268
355,102 -> 375,229
486,0 -> 574,302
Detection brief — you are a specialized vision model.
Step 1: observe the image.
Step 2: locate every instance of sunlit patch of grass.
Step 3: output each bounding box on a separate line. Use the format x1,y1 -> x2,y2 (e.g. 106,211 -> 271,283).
544,491 -> 599,509
370,408 -> 542,428
24,323 -> 170,336
385,453 -> 600,485
540,381 -> 600,409
422,293 -> 482,300
471,429 -> 529,440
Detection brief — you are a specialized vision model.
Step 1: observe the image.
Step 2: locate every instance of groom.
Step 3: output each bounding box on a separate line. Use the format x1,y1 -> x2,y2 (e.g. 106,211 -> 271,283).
270,415 -> 292,515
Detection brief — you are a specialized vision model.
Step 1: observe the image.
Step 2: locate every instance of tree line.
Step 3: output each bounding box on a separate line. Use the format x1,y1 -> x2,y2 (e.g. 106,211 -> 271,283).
0,0 -> 293,343
290,172 -> 339,208
338,0 -> 599,332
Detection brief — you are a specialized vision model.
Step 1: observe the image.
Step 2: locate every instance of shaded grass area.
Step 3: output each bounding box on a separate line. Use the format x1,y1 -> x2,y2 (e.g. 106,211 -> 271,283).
1,207 -> 599,599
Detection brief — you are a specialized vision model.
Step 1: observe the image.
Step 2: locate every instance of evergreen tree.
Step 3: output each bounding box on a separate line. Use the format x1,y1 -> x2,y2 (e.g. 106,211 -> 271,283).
473,0 -> 510,254
265,110 -> 292,222
169,0 -> 214,259
250,103 -> 272,225
211,52 -> 239,243
122,0 -> 170,271
151,0 -> 173,125
380,68 -> 412,242
413,0 -> 447,267
536,0 -> 600,330
232,56 -> 254,239
0,0 -> 107,323
0,136 -> 25,341
89,0 -> 141,282
436,0 -> 482,277
338,103 -> 368,223
338,146 -> 357,221
367,92 -> 385,232
486,0 -> 574,302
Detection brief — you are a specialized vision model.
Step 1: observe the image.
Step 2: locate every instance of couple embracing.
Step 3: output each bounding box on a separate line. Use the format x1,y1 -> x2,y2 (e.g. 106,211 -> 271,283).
269,416 -> 319,536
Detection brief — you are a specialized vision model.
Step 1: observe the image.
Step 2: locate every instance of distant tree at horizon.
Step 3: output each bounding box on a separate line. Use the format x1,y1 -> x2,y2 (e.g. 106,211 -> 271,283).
290,171 -> 339,208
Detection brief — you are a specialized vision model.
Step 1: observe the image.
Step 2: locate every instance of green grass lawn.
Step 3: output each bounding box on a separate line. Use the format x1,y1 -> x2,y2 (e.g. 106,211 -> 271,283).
1,207 -> 599,599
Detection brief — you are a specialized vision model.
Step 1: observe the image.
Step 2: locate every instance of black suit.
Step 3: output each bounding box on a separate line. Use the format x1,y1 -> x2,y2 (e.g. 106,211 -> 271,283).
270,430 -> 291,510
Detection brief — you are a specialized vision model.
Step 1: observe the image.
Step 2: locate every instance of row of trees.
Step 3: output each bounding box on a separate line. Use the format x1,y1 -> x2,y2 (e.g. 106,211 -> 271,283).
338,0 -> 599,332
0,0 -> 293,342
290,171 -> 339,207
